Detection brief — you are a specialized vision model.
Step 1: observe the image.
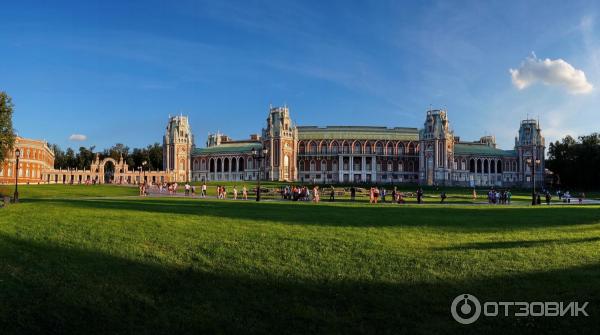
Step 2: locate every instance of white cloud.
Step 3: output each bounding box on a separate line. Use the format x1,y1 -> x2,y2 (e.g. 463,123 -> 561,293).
509,53 -> 593,94
69,134 -> 87,141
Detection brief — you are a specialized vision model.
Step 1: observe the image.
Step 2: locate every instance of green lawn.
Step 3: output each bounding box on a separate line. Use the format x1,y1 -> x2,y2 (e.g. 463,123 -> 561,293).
1,186 -> 599,334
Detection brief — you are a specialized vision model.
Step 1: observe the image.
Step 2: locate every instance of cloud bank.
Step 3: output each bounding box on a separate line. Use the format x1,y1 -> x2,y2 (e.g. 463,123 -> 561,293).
69,134 -> 87,141
509,54 -> 593,94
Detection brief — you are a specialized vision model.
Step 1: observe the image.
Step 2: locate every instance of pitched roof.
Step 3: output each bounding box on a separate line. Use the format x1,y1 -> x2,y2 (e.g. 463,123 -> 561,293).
192,141 -> 262,155
454,143 -> 516,157
298,126 -> 419,141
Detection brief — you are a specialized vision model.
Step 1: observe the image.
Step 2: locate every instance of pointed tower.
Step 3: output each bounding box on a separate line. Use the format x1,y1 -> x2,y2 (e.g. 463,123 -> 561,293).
515,119 -> 545,187
262,105 -> 298,181
419,109 -> 454,186
163,115 -> 194,182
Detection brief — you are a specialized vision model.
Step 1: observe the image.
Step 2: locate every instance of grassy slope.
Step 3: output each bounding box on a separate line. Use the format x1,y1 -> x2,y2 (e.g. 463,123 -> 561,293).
0,189 -> 599,334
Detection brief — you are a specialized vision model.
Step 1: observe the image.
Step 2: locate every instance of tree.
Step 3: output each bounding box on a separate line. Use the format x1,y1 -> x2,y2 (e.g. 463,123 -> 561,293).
0,91 -> 16,163
547,133 -> 600,190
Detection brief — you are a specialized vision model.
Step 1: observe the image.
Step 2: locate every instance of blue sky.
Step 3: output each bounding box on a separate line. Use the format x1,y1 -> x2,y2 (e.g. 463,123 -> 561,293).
1,0 -> 599,151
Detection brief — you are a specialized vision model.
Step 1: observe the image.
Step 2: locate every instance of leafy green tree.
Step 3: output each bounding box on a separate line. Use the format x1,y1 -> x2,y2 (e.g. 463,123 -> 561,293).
0,92 -> 16,163
547,133 -> 600,190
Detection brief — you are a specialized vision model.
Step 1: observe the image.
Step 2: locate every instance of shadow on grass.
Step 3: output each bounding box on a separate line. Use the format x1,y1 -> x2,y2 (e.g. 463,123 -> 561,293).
23,197 -> 600,232
438,236 -> 600,250
1,234 -> 598,334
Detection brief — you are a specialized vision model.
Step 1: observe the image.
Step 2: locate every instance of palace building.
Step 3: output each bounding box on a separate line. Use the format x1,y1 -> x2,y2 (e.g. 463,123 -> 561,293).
190,106 -> 545,187
4,106 -> 545,188
0,136 -> 55,184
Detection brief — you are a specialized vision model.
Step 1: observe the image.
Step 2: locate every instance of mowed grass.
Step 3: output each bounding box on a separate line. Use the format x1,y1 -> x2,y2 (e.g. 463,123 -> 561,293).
1,186 -> 600,334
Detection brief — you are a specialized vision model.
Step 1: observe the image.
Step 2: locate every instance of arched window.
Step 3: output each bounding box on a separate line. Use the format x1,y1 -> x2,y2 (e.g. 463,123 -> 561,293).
216,158 -> 222,172
320,142 -> 328,155
343,143 -> 350,154
223,158 -> 231,172
238,158 -> 245,171
231,158 -> 237,172
398,162 -> 403,172
299,142 -> 306,154
387,161 -> 392,172
397,144 -> 404,156
376,143 -> 383,155
497,160 -> 502,173
484,160 -> 489,173
476,159 -> 481,173
354,142 -> 362,154
331,142 -> 339,154
321,160 -> 327,171
247,157 -> 253,170
310,160 -> 316,171
408,143 -> 415,155
299,160 -> 305,171
491,160 -> 495,173
365,142 -> 372,154
386,144 -> 393,155
310,142 -> 317,154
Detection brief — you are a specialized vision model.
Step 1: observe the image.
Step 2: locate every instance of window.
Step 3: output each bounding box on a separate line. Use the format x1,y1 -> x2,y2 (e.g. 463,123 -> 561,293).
331,142 -> 339,154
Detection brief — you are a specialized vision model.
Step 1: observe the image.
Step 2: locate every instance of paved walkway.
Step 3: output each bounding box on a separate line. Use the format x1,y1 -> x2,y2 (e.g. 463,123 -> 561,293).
142,191 -> 600,206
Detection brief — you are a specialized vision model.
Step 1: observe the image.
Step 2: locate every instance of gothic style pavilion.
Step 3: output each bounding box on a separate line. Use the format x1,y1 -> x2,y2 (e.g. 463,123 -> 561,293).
190,106 -> 545,187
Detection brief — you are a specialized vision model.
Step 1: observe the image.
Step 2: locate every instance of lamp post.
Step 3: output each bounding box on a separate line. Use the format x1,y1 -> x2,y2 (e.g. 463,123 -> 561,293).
142,160 -> 148,184
526,158 -> 541,205
138,166 -> 142,184
14,148 -> 20,203
251,147 -> 269,201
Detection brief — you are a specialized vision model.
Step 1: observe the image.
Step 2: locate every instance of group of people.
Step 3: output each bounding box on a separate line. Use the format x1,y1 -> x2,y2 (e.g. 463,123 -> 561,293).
216,185 -> 248,200
485,188 -> 513,204
556,189 -> 585,204
281,185 -> 322,202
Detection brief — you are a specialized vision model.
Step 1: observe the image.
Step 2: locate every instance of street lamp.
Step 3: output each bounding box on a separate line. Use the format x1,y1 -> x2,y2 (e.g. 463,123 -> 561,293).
14,148 -> 20,203
142,160 -> 148,184
526,158 -> 541,206
251,147 -> 269,201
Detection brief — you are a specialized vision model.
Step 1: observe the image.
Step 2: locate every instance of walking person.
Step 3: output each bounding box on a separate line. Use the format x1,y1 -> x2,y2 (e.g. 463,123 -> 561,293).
416,188 -> 423,204
242,185 -> 248,200
350,186 -> 356,202
313,186 -> 320,203
329,186 -> 335,202
201,183 -> 207,198
233,185 -> 238,200
440,191 -> 447,203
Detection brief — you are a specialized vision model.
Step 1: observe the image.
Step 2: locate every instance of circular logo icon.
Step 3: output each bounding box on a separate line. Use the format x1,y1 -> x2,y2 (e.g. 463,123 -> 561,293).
451,294 -> 481,324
